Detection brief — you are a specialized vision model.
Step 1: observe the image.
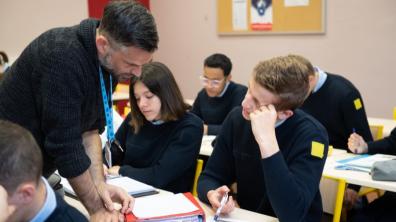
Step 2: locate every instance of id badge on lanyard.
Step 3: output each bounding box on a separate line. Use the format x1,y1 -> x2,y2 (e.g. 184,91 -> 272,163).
99,66 -> 120,167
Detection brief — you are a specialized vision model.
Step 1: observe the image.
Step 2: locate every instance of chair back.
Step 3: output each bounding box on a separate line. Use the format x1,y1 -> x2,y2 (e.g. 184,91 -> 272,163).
369,124 -> 384,140
393,107 -> 396,120
192,159 -> 204,196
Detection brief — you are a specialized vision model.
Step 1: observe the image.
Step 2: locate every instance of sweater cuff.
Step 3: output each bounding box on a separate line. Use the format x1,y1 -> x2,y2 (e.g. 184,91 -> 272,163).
57,149 -> 91,178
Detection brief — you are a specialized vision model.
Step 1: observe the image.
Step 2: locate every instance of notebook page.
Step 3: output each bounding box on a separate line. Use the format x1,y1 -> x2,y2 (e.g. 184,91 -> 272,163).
344,154 -> 395,168
133,193 -> 198,218
106,176 -> 155,195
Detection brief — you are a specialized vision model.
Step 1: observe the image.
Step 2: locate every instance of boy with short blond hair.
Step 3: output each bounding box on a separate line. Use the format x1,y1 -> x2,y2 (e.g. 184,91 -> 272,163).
198,55 -> 329,221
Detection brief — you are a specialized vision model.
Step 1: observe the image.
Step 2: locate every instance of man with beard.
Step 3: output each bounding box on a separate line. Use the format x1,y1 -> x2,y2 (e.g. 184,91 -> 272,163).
0,0 -> 158,221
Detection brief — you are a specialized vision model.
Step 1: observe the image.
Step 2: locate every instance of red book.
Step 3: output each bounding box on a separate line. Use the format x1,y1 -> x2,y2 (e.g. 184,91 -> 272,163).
125,192 -> 205,222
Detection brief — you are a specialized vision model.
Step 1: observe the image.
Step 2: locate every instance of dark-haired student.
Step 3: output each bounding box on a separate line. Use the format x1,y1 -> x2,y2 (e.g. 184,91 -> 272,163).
347,128 -> 396,222
191,53 -> 247,135
294,55 -> 373,209
0,1 -> 159,218
0,120 -> 88,222
105,62 -> 203,193
197,55 -> 329,221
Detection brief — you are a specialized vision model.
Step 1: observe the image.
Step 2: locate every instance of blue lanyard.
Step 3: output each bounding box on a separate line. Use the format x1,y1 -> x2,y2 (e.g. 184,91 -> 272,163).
99,66 -> 115,142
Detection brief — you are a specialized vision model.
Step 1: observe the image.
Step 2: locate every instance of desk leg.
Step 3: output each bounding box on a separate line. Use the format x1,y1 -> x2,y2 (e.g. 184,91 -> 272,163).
332,178 -> 346,222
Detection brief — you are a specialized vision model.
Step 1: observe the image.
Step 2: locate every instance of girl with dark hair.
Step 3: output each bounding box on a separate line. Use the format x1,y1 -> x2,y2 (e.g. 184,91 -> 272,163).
105,62 -> 203,193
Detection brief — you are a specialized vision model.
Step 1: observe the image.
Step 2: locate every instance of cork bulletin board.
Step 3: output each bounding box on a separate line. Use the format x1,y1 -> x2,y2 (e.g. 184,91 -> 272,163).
218,0 -> 325,35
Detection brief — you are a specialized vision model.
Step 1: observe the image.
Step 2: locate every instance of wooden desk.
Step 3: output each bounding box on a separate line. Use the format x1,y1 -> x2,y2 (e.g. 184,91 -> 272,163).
323,152 -> 396,192
200,135 -> 215,156
199,200 -> 278,222
322,150 -> 396,222
368,117 -> 396,137
65,190 -> 278,221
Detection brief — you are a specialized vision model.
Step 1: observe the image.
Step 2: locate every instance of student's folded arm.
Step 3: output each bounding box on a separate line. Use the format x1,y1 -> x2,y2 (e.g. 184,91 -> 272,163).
119,119 -> 203,188
260,133 -> 328,222
197,117 -> 236,204
343,92 -> 373,143
41,59 -> 91,178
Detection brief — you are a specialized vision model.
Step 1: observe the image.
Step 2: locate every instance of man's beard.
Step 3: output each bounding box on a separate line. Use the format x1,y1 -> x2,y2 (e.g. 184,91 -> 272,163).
99,52 -> 115,75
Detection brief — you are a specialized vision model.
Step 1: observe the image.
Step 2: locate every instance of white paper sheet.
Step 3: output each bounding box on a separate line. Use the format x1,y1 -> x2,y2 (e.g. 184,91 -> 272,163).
232,0 -> 248,30
133,193 -> 198,218
284,0 -> 309,7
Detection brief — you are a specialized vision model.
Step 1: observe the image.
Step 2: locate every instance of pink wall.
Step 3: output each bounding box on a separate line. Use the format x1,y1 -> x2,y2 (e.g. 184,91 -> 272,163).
1,0 -> 395,118
150,0 -> 396,118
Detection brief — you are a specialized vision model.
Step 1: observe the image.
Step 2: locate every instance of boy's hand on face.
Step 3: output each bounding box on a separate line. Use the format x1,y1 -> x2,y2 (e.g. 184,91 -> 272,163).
250,104 -> 279,158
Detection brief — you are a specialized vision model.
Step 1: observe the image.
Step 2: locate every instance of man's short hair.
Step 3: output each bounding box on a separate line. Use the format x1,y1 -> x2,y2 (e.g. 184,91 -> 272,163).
99,0 -> 159,52
129,62 -> 190,133
204,53 -> 232,76
287,54 -> 316,76
0,120 -> 42,194
253,55 -> 311,111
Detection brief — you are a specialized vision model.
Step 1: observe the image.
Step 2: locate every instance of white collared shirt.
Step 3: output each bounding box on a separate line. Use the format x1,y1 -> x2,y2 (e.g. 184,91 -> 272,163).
30,177 -> 57,222
312,66 -> 327,93
217,81 -> 230,97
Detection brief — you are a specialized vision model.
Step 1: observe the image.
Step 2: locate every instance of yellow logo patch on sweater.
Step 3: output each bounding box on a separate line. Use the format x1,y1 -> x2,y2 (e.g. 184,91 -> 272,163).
311,141 -> 324,159
354,98 -> 362,110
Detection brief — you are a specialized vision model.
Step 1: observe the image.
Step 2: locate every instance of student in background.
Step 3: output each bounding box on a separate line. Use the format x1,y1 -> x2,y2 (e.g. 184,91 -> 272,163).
298,55 -> 372,150
105,62 -> 203,193
347,128 -> 396,222
0,51 -> 9,81
0,120 -> 88,222
191,53 -> 247,135
197,55 -> 329,221
295,55 -> 373,210
0,1 -> 158,218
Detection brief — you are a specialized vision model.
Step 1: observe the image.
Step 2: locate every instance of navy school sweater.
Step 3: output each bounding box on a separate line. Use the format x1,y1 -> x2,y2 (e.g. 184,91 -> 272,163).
198,107 -> 329,222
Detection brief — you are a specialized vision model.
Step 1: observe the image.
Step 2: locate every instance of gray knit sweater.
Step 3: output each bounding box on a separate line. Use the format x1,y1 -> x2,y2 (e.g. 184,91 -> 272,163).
0,19 -> 113,178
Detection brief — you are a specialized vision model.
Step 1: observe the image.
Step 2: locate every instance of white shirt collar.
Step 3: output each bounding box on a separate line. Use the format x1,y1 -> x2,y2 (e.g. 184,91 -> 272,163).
151,120 -> 165,125
217,81 -> 230,97
312,66 -> 327,93
30,177 -> 57,222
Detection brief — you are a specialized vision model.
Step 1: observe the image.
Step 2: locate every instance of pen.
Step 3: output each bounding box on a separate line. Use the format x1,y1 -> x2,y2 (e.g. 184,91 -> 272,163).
213,192 -> 228,222
106,174 -> 122,180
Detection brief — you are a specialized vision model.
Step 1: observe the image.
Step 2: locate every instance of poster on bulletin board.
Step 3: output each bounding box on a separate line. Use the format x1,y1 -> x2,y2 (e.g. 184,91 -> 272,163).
218,0 -> 325,35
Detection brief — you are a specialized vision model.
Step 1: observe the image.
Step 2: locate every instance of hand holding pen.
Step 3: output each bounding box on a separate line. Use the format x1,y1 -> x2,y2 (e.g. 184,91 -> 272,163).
214,192 -> 228,221
348,131 -> 368,154
207,185 -> 235,219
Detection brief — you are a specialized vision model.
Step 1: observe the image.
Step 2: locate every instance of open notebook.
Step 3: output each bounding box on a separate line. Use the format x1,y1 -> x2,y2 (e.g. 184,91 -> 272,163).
336,154 -> 396,173
125,192 -> 205,222
60,175 -> 158,198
